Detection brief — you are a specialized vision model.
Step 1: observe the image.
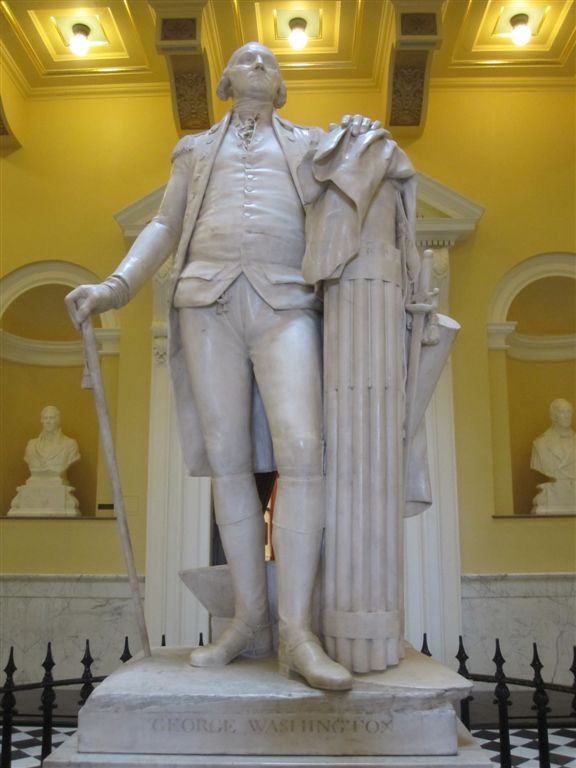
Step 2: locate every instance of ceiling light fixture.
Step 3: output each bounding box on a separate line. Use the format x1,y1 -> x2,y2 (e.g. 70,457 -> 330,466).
510,13 -> 532,47
69,22 -> 91,56
288,17 -> 308,50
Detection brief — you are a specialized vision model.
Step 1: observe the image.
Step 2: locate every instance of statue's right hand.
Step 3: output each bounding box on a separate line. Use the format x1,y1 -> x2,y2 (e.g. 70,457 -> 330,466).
65,284 -> 115,330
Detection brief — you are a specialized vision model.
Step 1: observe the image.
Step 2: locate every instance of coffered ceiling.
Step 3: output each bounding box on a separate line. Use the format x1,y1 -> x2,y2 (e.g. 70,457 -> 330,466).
1,0 -> 574,136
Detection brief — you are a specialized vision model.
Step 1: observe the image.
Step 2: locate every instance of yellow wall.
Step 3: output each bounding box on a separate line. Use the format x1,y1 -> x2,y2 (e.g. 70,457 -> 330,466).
405,86 -> 575,573
0,90 -> 178,573
1,65 -> 574,577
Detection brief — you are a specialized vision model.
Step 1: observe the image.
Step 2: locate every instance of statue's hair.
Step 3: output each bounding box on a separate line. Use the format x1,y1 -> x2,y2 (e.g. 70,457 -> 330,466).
216,45 -> 287,108
41,405 -> 60,418
550,398 -> 572,418
41,405 -> 60,415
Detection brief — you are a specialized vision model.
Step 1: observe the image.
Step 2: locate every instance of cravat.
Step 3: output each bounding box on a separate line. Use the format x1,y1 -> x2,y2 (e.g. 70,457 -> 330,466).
235,116 -> 258,149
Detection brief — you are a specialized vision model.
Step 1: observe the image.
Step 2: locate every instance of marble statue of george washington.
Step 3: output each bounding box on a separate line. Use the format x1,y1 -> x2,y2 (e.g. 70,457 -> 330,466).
66,42 -> 439,691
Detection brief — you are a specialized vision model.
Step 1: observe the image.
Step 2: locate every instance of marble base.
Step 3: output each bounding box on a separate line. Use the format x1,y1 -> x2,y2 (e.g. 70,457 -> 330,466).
45,723 -> 491,767
0,575 -> 146,684
74,647 -> 472,758
530,506 -> 575,516
461,573 -> 576,685
9,478 -> 80,517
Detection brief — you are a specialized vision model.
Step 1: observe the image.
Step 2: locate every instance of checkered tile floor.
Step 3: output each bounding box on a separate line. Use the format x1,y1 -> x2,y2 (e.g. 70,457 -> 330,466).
2,725 -> 76,767
1,725 -> 575,766
473,727 -> 576,766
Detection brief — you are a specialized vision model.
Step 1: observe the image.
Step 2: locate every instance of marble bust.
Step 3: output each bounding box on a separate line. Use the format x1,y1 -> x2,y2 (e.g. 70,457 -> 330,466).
9,405 -> 81,517
531,398 -> 576,515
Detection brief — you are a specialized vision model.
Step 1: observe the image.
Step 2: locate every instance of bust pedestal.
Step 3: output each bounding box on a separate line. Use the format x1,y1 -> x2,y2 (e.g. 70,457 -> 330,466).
8,475 -> 80,517
532,479 -> 575,516
44,647 -> 491,767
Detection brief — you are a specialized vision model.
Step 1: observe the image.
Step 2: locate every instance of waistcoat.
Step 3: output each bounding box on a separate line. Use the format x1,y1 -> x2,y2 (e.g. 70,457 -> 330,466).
188,121 -> 305,266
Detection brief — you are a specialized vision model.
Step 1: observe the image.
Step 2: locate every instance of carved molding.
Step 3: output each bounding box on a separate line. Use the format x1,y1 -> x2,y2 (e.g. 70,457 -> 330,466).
0,98 -> 21,155
488,252 -> 576,324
0,328 -> 120,365
174,70 -> 210,131
400,13 -> 437,36
161,18 -> 197,41
507,332 -> 576,362
486,323 -> 576,362
149,0 -> 206,54
0,261 -> 119,331
389,50 -> 429,127
388,1 -> 443,135
487,322 -> 518,350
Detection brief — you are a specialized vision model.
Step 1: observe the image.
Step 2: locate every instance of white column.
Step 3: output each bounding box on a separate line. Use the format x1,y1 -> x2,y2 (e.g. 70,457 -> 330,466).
144,262 -> 211,648
403,245 -> 462,666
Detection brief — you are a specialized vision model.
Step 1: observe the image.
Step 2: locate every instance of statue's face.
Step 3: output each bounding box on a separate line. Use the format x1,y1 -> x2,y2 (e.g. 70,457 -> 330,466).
551,400 -> 573,428
226,43 -> 282,103
41,407 -> 60,433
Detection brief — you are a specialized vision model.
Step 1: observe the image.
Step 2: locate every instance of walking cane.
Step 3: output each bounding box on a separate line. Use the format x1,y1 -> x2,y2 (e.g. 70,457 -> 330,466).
80,317 -> 151,658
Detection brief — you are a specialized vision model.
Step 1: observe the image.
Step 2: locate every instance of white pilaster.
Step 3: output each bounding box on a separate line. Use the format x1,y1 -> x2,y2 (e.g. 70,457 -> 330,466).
144,263 -> 211,647
403,244 -> 462,666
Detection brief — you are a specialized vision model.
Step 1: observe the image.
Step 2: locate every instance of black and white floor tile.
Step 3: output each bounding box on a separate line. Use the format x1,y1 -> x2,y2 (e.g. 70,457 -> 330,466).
473,727 -> 576,767
1,726 -> 575,766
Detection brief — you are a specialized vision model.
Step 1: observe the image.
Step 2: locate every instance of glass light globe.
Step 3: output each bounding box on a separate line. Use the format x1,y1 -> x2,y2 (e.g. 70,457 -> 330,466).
511,23 -> 531,46
288,27 -> 308,51
510,15 -> 532,47
70,28 -> 90,56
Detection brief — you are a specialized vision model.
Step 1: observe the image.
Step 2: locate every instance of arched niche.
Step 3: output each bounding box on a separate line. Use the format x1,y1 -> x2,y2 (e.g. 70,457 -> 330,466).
487,253 -> 576,517
0,262 -> 121,517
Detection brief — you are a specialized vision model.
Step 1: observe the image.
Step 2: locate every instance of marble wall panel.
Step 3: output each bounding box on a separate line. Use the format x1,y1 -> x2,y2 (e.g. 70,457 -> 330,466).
461,573 -> 575,685
0,575 -> 146,684
2,573 -> 574,688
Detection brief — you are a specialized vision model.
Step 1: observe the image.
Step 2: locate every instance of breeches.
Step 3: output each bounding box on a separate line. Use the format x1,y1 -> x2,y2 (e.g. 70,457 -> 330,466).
178,275 -> 323,480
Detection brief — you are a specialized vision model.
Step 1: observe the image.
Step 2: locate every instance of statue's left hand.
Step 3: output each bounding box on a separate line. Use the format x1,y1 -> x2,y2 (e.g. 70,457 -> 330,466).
330,114 -> 382,136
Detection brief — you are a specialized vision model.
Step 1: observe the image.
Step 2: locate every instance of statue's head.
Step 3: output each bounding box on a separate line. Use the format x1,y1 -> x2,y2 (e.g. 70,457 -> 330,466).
550,398 -> 573,428
216,42 -> 287,108
41,405 -> 61,433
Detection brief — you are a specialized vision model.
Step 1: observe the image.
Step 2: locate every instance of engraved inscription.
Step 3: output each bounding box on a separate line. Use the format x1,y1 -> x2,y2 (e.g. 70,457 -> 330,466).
247,717 -> 391,735
152,717 -> 237,734
150,714 -> 392,737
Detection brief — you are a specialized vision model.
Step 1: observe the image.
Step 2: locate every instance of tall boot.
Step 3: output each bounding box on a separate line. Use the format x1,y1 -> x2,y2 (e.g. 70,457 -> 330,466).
189,474 -> 272,667
273,476 -> 353,691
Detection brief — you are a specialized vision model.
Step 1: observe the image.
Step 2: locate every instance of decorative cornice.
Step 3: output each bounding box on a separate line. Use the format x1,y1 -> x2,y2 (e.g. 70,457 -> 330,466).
487,326 -> 576,361
114,187 -> 165,238
431,76 -> 576,92
507,332 -> 576,362
27,82 -> 171,102
0,41 -> 29,99
0,328 -> 120,366
487,322 -> 517,350
416,218 -> 479,247
417,173 -> 485,220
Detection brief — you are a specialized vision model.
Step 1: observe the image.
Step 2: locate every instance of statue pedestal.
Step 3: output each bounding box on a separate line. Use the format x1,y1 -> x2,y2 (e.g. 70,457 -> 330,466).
8,476 -> 80,517
532,479 -> 576,515
45,647 -> 491,767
